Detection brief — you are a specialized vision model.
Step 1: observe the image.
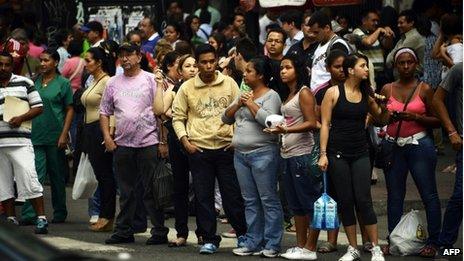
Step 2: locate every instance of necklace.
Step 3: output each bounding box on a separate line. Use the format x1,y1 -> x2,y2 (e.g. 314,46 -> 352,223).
42,75 -> 55,88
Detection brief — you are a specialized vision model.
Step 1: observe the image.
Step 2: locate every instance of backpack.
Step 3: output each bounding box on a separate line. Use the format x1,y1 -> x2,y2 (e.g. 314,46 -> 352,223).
325,35 -> 355,57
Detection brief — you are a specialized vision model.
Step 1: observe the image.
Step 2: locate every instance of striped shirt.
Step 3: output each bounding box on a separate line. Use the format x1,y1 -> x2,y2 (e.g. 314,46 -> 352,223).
0,74 -> 43,147
353,28 -> 385,72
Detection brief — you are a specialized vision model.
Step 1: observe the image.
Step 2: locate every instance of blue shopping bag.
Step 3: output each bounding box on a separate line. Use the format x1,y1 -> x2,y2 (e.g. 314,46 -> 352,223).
312,172 -> 339,230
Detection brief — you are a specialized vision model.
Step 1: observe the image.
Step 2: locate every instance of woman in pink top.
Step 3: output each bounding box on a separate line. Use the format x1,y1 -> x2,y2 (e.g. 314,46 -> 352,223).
61,40 -> 84,93
380,47 -> 441,257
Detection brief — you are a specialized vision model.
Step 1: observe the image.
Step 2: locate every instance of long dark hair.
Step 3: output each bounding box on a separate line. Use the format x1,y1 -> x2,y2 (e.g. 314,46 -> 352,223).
87,47 -> 113,76
281,53 -> 308,95
41,48 -> 61,74
342,53 -> 372,96
248,55 -> 272,86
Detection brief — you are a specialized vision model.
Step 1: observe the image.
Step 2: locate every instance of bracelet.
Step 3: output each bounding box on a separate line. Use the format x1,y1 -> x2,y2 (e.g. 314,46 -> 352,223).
159,141 -> 167,145
320,151 -> 327,156
448,131 -> 458,137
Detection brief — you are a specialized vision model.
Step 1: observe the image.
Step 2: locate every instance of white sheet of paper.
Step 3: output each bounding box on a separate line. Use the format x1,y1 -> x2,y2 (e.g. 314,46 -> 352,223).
3,96 -> 31,129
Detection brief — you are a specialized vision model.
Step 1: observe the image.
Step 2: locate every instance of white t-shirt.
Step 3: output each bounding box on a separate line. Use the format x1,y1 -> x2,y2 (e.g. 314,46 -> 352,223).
442,43 -> 463,80
310,36 -> 350,91
259,14 -> 278,45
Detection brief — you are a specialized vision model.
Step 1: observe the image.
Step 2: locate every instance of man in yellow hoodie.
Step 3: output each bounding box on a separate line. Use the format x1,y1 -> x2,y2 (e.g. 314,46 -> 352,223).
172,44 -> 246,254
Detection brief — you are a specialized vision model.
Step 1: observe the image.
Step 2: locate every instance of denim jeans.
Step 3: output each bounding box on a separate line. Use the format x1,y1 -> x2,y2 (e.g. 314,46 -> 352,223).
439,149 -> 462,248
234,146 -> 283,251
88,187 -> 100,217
188,148 -> 247,247
283,154 -> 322,216
383,136 -> 441,245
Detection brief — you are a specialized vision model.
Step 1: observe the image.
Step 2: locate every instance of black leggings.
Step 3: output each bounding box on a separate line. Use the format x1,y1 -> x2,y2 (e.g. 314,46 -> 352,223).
328,152 -> 377,226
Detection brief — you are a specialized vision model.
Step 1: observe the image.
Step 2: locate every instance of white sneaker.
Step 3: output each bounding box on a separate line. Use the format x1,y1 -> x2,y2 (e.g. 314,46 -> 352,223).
339,245 -> 361,261
232,247 -> 254,256
262,249 -> 279,258
299,248 -> 318,260
280,247 -> 302,260
371,245 -> 385,261
89,215 -> 99,224
280,247 -> 317,260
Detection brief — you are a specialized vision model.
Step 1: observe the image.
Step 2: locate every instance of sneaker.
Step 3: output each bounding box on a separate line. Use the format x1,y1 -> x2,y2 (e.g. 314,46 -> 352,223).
34,218 -> 48,234
252,249 -> 264,256
7,216 -> 19,226
339,245 -> 361,261
232,247 -> 254,256
199,243 -> 217,254
262,249 -> 279,258
371,245 -> 385,261
281,247 -> 316,260
237,235 -> 246,248
221,228 -> 236,238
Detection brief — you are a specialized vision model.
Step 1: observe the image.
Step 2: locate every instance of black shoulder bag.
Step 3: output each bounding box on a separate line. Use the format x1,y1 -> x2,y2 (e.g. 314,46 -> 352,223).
374,82 -> 420,169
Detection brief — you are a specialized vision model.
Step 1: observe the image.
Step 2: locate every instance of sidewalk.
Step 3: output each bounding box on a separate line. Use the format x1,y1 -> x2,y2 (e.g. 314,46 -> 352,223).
371,143 -> 458,216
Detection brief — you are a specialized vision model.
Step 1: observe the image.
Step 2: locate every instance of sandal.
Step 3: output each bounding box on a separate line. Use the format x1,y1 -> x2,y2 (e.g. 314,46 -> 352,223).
285,224 -> 296,233
419,245 -> 437,258
317,242 -> 337,253
362,242 -> 373,253
168,237 -> 187,247
381,245 -> 390,256
197,236 -> 204,245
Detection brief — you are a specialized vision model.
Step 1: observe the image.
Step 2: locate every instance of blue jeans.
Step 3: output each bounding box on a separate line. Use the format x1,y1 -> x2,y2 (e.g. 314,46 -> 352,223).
88,187 -> 101,217
234,146 -> 283,251
439,149 -> 462,248
283,154 -> 322,216
383,136 -> 441,245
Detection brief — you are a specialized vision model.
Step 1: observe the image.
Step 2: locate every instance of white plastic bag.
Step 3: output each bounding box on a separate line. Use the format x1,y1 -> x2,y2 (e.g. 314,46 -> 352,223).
72,153 -> 97,200
390,210 -> 427,256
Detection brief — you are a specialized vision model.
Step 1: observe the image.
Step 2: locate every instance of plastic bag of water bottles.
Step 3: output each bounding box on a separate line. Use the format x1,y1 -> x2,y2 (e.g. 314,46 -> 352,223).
312,172 -> 339,230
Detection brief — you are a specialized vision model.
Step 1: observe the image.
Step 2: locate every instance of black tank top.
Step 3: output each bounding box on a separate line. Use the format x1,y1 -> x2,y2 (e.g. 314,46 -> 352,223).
328,84 -> 368,155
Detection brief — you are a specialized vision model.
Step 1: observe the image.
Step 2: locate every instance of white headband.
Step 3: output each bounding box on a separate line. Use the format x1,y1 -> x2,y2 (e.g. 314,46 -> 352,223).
394,48 -> 417,63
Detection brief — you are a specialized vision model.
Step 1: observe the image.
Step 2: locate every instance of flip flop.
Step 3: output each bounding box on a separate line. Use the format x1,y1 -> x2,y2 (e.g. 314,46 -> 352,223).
317,242 -> 337,253
168,237 -> 187,247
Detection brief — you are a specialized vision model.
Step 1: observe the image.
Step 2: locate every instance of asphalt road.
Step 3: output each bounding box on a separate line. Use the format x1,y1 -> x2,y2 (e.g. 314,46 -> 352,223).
14,186 -> 463,261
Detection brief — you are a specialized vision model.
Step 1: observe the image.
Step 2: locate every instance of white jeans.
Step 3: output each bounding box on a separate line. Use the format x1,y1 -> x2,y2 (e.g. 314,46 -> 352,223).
0,145 -> 43,202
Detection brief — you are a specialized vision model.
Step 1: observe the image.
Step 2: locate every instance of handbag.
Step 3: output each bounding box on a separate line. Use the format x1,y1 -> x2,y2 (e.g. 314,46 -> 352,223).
312,171 -> 339,230
309,133 -> 322,178
374,82 -> 420,169
152,159 -> 174,209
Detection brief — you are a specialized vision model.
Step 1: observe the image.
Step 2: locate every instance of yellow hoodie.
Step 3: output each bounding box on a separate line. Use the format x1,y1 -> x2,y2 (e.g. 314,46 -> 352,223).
172,71 -> 240,150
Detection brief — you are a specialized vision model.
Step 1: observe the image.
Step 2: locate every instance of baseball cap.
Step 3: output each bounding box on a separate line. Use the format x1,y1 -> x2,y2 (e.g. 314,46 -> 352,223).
80,21 -> 104,34
118,43 -> 141,54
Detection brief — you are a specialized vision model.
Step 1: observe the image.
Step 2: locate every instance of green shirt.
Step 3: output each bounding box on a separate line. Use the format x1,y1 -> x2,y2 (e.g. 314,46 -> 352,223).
239,79 -> 251,92
32,75 -> 73,145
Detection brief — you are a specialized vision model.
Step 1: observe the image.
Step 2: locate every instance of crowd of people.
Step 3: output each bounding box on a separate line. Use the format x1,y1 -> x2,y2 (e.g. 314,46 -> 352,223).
0,0 -> 462,260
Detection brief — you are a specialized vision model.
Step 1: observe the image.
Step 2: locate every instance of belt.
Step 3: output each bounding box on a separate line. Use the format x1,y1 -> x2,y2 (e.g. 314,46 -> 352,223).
386,131 -> 427,147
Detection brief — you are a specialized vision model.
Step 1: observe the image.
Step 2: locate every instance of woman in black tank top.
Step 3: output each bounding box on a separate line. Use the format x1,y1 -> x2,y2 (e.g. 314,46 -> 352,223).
318,54 -> 390,261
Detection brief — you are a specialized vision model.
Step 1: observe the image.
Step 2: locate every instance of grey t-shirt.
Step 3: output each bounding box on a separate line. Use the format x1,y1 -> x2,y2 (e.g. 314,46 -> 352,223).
222,89 -> 282,153
440,62 -> 462,135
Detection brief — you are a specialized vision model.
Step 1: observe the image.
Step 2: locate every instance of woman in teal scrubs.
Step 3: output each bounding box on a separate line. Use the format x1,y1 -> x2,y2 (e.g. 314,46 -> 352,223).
21,49 -> 74,224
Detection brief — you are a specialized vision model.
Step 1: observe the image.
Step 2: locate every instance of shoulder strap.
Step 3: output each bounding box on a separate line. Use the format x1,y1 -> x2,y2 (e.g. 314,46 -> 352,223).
69,59 -> 84,81
325,35 -> 352,57
393,81 -> 421,140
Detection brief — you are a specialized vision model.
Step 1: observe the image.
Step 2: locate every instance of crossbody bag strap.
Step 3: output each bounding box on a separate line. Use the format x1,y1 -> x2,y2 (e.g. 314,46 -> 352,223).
393,81 -> 421,142
69,59 -> 84,81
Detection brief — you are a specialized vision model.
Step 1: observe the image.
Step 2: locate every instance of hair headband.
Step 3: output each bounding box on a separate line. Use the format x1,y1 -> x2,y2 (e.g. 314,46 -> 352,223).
394,48 -> 417,63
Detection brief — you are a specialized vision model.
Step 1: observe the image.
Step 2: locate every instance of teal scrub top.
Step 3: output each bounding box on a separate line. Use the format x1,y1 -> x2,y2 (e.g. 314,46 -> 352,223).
32,75 -> 73,145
